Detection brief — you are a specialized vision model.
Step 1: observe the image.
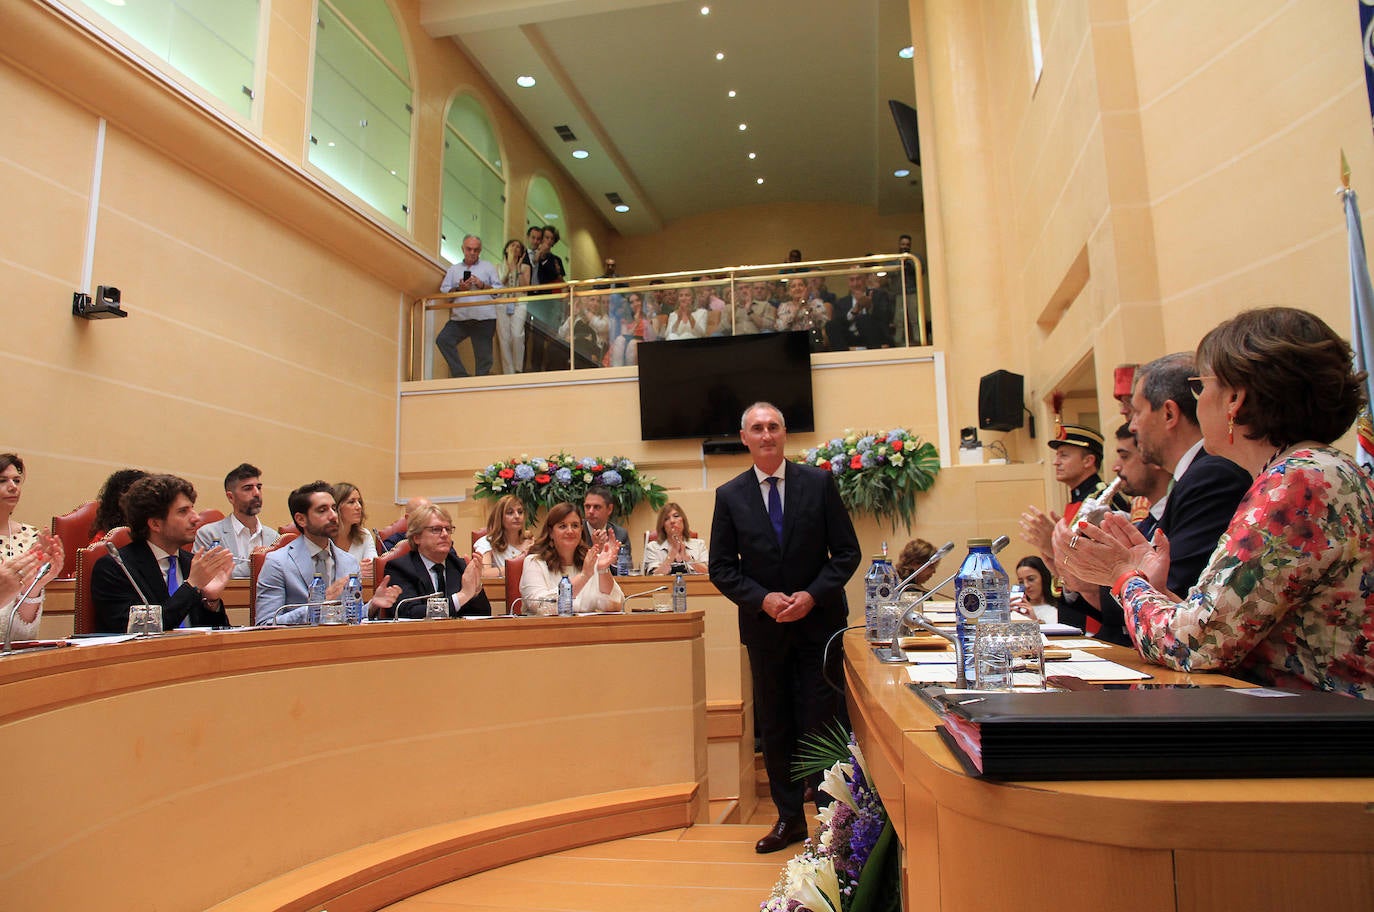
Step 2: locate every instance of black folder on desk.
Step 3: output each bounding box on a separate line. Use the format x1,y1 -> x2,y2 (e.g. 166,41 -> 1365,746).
921,686 -> 1374,780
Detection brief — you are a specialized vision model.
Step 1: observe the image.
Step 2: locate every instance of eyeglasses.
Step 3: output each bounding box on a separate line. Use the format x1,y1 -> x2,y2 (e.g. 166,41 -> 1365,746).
423,524 -> 455,536
1186,375 -> 1216,400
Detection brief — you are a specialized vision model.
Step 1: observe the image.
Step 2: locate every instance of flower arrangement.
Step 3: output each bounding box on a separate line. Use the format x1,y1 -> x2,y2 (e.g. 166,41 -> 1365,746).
762,725 -> 898,912
473,453 -> 667,520
798,428 -> 940,530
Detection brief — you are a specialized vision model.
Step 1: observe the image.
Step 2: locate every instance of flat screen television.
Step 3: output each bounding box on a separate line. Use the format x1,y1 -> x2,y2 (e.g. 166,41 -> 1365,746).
636,331 -> 815,440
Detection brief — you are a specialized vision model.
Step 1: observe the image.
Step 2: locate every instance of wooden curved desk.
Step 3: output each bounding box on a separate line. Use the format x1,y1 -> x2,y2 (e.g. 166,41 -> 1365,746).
843,630 -> 1374,911
1,615 -> 707,911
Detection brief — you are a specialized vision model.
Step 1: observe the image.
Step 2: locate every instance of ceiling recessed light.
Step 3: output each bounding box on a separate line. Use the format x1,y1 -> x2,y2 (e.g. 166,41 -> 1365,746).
700,6 -> 710,14
572,149 -> 590,159
715,51 -> 725,61
747,152 -> 756,160
728,90 -> 737,98
327,141 -> 335,147
738,123 -> 747,131
899,46 -> 915,59
894,168 -> 910,178
614,204 -> 630,213
389,169 -> 397,176
515,75 -> 537,88
756,177 -> 765,185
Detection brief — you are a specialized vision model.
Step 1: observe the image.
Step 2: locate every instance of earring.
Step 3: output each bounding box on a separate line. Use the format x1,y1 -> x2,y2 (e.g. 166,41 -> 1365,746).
1227,413 -> 1235,444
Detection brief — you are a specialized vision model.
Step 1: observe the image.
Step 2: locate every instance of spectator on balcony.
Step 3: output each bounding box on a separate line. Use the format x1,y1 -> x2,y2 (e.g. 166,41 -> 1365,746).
730,283 -> 760,335
497,238 -> 532,374
437,234 -> 502,378
611,291 -> 656,366
777,277 -> 829,350
663,286 -> 708,340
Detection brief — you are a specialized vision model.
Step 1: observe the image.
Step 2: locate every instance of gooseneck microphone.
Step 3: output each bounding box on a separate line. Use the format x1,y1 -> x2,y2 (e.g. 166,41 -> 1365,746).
896,535 -> 1011,686
622,586 -> 670,612
3,561 -> 53,654
100,540 -> 152,607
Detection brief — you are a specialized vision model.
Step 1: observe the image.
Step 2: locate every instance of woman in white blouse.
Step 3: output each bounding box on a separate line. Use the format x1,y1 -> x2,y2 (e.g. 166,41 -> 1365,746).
520,502 -> 623,614
662,286 -> 707,340
643,502 -> 709,575
331,482 -> 377,580
475,494 -> 533,578
0,453 -> 64,642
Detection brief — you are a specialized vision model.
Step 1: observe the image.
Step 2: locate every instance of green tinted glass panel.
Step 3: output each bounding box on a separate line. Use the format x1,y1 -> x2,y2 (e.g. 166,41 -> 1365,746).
441,97 -> 505,266
326,0 -> 409,81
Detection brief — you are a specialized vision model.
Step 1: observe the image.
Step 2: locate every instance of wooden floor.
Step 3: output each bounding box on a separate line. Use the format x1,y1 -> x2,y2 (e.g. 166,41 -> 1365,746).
383,808 -> 794,911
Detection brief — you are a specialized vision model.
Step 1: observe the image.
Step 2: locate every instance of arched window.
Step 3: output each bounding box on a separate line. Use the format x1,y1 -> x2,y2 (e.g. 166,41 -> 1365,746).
440,94 -> 504,266
309,0 -> 413,227
525,176 -> 569,275
73,0 -> 262,119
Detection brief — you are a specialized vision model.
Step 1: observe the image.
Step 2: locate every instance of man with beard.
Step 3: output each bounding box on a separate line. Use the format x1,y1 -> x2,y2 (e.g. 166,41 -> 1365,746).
92,474 -> 234,632
255,481 -> 401,625
195,463 -> 278,577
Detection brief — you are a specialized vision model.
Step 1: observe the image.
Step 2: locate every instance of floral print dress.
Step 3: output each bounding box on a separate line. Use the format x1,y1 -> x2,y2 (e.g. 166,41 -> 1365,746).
1119,447 -> 1374,698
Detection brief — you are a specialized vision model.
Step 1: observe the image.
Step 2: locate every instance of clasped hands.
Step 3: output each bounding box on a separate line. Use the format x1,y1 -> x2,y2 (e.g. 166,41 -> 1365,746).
1056,513 -> 1172,593
762,589 -> 814,623
0,533 -> 65,608
583,528 -> 621,576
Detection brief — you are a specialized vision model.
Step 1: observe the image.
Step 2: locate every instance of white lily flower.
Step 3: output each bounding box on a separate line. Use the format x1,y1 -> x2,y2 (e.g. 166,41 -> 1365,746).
849,740 -> 869,781
819,761 -> 857,810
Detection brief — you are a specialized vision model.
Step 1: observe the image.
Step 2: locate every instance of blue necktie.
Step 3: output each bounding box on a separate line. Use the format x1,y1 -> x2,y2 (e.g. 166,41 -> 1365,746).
166,555 -> 179,593
766,476 -> 784,545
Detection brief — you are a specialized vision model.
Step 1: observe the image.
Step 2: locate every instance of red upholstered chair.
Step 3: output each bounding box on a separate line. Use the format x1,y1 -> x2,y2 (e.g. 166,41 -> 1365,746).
376,516 -> 406,547
104,526 -> 133,549
248,533 -> 298,625
372,540 -> 412,619
470,527 -> 487,548
277,524 -> 296,535
72,542 -> 104,635
504,555 -> 525,616
187,509 -> 225,551
51,501 -> 98,578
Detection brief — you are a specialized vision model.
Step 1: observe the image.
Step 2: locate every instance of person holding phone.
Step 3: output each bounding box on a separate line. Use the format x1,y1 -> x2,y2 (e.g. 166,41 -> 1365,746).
437,234 -> 502,377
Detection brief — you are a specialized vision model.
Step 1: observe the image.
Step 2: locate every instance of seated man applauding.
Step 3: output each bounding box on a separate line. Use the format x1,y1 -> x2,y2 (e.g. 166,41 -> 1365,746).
386,504 -> 492,618
93,474 -> 234,633
256,481 -> 400,625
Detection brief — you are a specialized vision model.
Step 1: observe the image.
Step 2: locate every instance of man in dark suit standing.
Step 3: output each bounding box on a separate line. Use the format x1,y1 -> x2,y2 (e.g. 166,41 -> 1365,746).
386,503 -> 492,618
92,474 -> 235,633
709,402 -> 861,853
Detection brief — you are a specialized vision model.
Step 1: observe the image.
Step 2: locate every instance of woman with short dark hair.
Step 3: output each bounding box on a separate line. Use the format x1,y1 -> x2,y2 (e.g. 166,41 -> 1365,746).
1069,307 -> 1374,697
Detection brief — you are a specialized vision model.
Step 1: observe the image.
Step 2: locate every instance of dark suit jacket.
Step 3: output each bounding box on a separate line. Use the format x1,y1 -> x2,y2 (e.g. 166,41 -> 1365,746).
1091,449 -> 1250,645
92,540 -> 231,633
708,461 -> 861,647
583,520 -> 631,573
388,550 -> 493,618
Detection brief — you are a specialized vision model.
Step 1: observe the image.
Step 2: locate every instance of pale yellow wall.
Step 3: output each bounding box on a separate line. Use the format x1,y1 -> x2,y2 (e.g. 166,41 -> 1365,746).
609,201 -> 926,276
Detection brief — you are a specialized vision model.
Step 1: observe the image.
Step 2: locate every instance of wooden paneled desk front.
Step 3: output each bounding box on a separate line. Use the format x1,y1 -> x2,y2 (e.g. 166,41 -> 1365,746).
843,629 -> 1374,911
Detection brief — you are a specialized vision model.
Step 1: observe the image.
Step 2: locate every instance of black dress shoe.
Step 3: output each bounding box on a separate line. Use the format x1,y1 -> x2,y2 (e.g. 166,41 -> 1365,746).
755,817 -> 807,854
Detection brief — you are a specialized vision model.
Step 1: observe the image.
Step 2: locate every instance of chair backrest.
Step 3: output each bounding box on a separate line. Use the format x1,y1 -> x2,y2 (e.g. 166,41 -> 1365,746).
377,515 -> 406,543
644,530 -> 700,544
51,501 -> 98,579
72,540 -> 107,635
278,524 -> 297,535
248,533 -> 298,626
188,509 -> 225,551
504,555 -> 525,616
105,526 -> 133,548
372,540 -> 412,618
470,527 -> 487,548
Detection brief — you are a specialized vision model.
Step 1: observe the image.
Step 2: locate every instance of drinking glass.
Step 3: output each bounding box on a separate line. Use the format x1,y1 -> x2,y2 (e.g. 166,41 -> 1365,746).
652,591 -> 672,613
425,595 -> 449,620
319,600 -> 346,625
875,601 -> 906,663
126,604 -> 164,636
974,620 -> 1044,690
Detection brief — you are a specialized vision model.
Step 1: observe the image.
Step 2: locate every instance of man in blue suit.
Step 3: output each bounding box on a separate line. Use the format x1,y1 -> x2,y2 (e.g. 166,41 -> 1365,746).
709,402 -> 861,853
255,481 -> 401,625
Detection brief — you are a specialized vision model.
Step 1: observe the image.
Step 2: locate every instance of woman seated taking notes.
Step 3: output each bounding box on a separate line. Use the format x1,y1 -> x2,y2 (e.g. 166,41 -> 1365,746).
1067,308 -> 1374,698
519,502 -> 623,614
643,502 -> 708,575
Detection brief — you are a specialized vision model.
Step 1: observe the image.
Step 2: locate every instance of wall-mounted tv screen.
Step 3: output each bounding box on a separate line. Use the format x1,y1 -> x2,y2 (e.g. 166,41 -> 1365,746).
636,331 -> 815,440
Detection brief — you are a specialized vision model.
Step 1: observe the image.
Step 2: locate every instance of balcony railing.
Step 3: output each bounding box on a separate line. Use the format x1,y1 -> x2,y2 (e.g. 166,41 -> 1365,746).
405,253 -> 927,382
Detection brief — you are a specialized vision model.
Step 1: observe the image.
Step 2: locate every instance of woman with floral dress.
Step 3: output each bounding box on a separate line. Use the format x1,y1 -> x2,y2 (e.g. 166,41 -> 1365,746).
1068,307 -> 1374,697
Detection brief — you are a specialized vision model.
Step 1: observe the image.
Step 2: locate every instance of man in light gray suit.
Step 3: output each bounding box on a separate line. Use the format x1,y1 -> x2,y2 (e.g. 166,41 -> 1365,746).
255,481 -> 400,625
195,463 -> 278,577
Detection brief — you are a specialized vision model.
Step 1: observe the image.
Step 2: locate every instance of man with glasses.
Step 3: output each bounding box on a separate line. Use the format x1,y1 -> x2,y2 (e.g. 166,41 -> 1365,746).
386,503 -> 491,618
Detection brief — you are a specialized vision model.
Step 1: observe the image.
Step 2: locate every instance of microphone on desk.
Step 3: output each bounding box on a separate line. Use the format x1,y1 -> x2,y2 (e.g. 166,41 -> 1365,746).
622,586 -> 669,612
99,540 -> 152,607
388,593 -> 444,620
260,602 -> 315,626
3,561 -> 52,655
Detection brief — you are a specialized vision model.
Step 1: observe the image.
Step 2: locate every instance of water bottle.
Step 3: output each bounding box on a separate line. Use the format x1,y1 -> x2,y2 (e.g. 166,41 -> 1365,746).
306,573 -> 326,626
864,555 -> 894,643
672,573 -> 687,613
954,539 -> 1010,686
557,574 -> 574,616
616,545 -> 631,576
343,573 -> 363,624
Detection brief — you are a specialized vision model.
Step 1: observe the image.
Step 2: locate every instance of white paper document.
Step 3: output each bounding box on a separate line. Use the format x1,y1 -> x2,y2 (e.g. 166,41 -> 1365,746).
1044,659 -> 1151,681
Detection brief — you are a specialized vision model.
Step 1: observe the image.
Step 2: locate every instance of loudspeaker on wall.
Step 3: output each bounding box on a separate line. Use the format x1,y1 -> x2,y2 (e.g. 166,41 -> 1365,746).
978,370 -> 1024,432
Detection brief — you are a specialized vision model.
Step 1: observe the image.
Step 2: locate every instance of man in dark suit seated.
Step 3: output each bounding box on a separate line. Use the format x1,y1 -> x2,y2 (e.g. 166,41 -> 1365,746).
92,474 -> 234,633
709,402 -> 861,854
386,503 -> 492,618
582,485 -> 631,574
